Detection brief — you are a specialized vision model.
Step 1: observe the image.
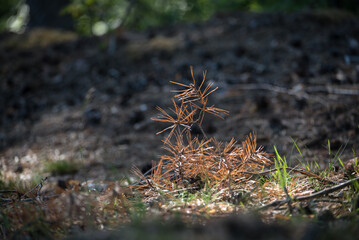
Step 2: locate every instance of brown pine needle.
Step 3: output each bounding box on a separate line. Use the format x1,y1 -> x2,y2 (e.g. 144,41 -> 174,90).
142,67 -> 272,201
152,100 -> 196,137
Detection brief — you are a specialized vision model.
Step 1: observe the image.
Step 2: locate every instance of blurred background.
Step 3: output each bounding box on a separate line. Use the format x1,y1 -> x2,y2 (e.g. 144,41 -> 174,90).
0,0 -> 358,183
1,0 -> 359,35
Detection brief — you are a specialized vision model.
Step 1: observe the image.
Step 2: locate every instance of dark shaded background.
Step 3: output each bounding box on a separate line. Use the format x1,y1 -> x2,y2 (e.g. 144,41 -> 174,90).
0,0 -> 358,182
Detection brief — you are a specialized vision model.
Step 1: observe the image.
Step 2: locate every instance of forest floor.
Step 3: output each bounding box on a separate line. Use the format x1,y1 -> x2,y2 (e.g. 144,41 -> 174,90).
1,10 -> 359,239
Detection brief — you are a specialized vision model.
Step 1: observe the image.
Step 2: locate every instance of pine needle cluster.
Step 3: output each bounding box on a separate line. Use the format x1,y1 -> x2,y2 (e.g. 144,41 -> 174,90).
133,67 -> 272,200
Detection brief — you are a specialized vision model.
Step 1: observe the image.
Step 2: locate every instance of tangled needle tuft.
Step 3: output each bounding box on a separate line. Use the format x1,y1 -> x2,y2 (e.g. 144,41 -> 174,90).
136,67 -> 271,201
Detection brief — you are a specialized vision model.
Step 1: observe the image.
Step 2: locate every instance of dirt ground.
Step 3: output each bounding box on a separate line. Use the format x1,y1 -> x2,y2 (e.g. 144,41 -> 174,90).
1,10 -> 359,186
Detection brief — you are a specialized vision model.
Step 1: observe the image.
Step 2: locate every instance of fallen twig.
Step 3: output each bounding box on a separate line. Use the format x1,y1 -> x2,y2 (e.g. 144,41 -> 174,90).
0,195 -> 58,204
21,177 -> 48,199
0,190 -> 18,194
258,176 -> 359,211
232,83 -> 359,96
231,83 -> 359,106
0,177 -> 53,205
306,85 -> 359,96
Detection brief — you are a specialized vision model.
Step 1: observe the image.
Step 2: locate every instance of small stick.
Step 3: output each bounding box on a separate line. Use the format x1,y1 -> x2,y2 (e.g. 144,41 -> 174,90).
0,195 -> 58,204
0,190 -> 19,194
233,83 -> 359,96
36,178 -> 46,196
258,176 -> 359,211
21,177 -> 48,199
197,124 -> 208,139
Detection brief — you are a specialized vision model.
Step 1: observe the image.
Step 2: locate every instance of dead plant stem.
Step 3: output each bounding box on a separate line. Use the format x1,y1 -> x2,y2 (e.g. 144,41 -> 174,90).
258,176 -> 359,210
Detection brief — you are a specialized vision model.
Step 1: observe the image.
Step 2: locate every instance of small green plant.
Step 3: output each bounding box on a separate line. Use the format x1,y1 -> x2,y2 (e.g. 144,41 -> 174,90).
338,157 -> 345,170
291,138 -> 322,174
44,160 -> 79,176
273,146 -> 289,190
